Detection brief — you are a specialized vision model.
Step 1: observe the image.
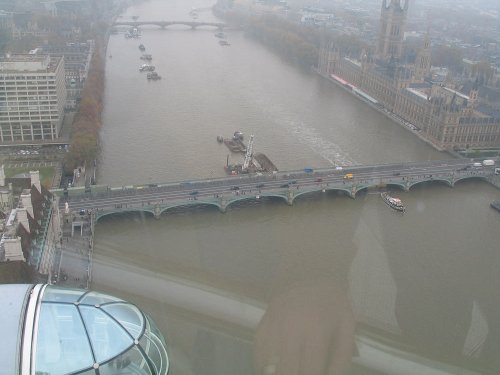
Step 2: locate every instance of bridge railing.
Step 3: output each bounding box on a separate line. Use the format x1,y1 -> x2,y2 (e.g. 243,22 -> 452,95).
51,158 -> 499,201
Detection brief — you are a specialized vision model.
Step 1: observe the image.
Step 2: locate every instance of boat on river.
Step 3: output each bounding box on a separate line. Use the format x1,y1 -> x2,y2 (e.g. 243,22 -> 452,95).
139,44 -> 145,51
140,54 -> 152,60
147,72 -> 161,80
381,192 -> 405,212
139,64 -> 155,72
219,40 -> 230,46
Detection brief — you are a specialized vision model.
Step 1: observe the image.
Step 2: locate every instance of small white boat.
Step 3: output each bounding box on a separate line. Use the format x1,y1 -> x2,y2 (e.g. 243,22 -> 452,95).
381,192 -> 405,212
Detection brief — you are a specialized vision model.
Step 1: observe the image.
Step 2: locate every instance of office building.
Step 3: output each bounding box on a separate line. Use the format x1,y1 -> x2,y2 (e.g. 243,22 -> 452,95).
0,54 -> 66,143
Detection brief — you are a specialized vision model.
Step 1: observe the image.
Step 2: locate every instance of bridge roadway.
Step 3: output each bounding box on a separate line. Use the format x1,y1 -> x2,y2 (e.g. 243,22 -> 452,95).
58,158 -> 499,222
113,21 -> 227,30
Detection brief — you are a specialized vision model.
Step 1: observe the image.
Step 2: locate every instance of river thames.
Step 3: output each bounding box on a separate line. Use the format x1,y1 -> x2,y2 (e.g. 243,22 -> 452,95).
92,1 -> 500,374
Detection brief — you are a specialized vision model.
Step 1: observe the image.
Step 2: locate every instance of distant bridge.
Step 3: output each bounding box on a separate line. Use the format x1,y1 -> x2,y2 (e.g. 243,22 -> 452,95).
113,21 -> 227,30
54,158 -> 499,222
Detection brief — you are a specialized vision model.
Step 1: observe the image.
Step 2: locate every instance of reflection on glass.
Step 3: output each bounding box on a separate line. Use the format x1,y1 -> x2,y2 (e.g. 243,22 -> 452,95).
99,346 -> 153,375
32,285 -> 169,374
36,303 -> 94,374
79,305 -> 134,363
102,303 -> 145,339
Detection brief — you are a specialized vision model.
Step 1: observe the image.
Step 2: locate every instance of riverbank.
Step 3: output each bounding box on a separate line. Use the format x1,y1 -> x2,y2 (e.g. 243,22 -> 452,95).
314,68 -> 451,154
214,2 -> 319,69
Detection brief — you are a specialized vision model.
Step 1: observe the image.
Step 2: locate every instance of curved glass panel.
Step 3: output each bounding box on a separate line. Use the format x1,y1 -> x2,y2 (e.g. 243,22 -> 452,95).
33,287 -> 168,374
79,291 -> 124,305
35,303 -> 94,375
43,287 -> 86,303
73,369 -> 96,375
98,345 -> 152,375
79,305 -> 134,363
101,303 -> 145,339
139,321 -> 169,375
145,314 -> 166,347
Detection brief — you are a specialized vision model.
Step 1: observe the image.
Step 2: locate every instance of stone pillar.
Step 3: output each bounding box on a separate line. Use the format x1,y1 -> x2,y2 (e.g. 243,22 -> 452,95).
30,170 -> 41,192
350,185 -> 357,199
154,204 -> 161,219
0,164 -> 5,186
20,192 -> 34,217
219,198 -> 227,213
16,207 -> 30,233
287,190 -> 294,205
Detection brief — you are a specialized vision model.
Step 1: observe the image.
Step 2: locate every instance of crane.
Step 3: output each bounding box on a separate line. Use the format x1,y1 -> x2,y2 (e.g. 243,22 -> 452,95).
242,135 -> 254,171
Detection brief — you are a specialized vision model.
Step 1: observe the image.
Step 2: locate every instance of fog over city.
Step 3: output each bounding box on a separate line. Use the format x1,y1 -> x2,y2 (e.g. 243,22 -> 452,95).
0,1 -> 499,375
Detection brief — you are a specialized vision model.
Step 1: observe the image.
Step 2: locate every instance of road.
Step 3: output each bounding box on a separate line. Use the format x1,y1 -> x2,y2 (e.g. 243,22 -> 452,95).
60,158 -> 498,213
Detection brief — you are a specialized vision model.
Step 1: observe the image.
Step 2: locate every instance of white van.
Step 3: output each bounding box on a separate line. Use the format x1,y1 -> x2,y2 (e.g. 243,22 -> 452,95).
482,159 -> 495,166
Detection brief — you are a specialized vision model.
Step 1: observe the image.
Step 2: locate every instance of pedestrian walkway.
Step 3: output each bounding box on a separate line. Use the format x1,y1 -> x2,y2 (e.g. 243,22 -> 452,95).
54,210 -> 94,289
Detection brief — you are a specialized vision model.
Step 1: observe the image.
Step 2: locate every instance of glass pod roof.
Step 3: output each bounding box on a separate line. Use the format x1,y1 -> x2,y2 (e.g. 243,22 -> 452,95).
34,285 -> 169,375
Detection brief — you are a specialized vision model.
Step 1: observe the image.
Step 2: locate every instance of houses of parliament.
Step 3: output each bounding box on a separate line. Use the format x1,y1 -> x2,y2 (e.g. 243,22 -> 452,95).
318,0 -> 500,151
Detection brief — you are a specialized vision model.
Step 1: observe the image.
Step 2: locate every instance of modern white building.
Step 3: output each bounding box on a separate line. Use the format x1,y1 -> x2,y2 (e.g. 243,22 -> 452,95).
36,40 -> 95,110
0,54 -> 66,143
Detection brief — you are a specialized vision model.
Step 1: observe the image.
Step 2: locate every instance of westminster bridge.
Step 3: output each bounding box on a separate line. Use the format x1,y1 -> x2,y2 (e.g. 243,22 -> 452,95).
53,158 -> 499,222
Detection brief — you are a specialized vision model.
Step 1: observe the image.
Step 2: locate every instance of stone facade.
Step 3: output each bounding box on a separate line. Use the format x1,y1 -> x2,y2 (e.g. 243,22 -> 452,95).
319,0 -> 500,151
0,170 -> 62,281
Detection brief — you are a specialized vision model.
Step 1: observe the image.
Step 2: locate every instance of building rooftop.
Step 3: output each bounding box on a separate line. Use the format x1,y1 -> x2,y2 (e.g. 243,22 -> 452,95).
0,54 -> 62,74
406,87 -> 430,101
443,87 -> 470,100
477,104 -> 500,119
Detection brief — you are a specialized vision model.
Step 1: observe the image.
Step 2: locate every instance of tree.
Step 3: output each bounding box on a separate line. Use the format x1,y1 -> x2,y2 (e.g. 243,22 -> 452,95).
431,45 -> 463,73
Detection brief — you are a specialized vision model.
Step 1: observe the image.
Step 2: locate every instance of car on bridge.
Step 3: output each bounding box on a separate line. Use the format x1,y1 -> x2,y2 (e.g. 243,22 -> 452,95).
189,191 -> 199,196
393,172 -> 401,176
280,183 -> 290,188
315,178 -> 323,182
230,186 -> 240,191
256,183 -> 265,188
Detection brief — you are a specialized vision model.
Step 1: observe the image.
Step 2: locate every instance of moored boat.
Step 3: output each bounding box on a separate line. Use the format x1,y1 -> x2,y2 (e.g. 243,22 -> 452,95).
139,64 -> 155,72
140,54 -> 152,60
139,44 -> 145,51
381,192 -> 405,212
147,72 -> 162,80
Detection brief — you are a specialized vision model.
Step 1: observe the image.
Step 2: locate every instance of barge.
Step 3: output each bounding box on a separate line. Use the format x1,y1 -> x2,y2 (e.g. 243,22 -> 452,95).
254,153 -> 278,173
223,138 -> 246,153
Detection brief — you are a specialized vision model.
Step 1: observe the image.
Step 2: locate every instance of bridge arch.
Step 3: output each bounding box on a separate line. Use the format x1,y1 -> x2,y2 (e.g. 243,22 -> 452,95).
385,182 -> 407,192
291,187 -> 353,204
408,178 -> 453,190
96,208 -> 156,222
160,201 -> 222,216
352,183 -> 382,197
225,194 -> 288,210
453,175 -> 489,185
